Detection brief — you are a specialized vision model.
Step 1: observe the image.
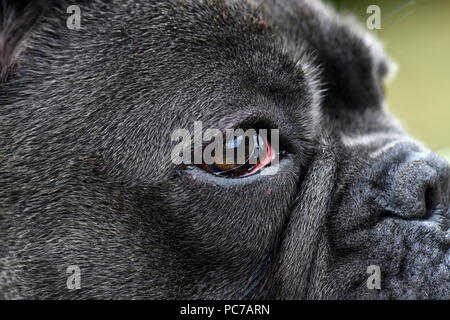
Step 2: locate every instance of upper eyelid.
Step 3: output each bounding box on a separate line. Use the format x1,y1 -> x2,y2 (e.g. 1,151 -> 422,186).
191,112 -> 280,147
216,111 -> 280,133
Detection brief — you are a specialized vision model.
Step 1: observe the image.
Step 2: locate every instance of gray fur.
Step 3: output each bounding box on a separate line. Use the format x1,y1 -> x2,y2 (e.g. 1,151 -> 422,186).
0,0 -> 448,299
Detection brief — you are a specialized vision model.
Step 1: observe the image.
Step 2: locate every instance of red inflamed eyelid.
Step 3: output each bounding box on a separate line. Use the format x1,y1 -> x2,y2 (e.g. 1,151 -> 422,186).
243,138 -> 275,176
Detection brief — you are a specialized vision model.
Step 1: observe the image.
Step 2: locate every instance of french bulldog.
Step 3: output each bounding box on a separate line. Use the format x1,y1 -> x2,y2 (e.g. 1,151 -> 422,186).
0,0 -> 449,299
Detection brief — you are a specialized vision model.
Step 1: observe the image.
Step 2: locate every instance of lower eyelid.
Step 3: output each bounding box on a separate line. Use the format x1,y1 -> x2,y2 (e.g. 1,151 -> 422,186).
184,155 -> 291,188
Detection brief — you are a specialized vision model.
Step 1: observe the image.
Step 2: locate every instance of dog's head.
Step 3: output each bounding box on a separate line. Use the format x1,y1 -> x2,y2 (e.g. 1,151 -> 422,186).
0,0 -> 448,299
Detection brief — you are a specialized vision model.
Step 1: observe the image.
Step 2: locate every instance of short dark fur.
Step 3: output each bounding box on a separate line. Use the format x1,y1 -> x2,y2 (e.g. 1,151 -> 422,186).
0,0 -> 448,299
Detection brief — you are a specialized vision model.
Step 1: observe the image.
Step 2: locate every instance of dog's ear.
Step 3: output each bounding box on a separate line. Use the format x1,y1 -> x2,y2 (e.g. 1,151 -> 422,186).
0,0 -> 51,80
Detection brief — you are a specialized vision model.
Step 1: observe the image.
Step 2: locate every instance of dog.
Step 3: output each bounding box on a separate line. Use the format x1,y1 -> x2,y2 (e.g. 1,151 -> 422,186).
0,0 -> 449,299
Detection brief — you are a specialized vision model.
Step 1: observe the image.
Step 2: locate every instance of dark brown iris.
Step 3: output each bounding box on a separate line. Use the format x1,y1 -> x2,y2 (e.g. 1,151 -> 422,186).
201,132 -> 272,178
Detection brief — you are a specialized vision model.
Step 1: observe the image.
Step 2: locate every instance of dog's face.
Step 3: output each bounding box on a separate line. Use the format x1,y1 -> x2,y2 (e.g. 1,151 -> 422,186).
0,0 -> 449,299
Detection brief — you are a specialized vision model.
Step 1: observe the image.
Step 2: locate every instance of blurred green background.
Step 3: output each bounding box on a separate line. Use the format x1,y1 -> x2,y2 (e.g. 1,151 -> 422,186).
325,0 -> 450,161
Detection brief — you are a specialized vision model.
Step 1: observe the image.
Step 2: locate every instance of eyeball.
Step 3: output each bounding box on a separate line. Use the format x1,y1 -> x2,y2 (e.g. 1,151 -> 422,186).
200,132 -> 275,178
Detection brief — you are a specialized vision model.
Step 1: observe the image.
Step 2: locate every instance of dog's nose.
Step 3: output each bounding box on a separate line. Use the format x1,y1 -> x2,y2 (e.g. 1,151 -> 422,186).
375,147 -> 450,220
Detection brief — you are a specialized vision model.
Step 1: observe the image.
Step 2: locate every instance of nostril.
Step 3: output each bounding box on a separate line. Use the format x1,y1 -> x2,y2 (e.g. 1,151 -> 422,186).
380,151 -> 450,220
424,185 -> 440,219
431,154 -> 450,211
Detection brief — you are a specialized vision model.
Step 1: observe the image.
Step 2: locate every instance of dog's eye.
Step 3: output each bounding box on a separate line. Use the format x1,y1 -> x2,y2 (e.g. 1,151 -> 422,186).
201,132 -> 275,178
